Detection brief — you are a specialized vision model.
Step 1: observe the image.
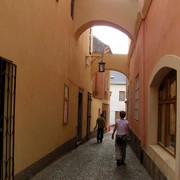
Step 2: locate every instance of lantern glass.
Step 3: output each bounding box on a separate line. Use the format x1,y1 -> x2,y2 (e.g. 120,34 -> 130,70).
99,62 -> 105,72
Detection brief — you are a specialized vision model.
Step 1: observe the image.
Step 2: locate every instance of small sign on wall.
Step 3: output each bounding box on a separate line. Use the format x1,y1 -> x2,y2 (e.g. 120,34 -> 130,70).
63,84 -> 69,125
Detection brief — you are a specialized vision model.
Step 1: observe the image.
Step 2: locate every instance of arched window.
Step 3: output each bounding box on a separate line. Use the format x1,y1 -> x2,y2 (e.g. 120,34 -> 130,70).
158,70 -> 176,156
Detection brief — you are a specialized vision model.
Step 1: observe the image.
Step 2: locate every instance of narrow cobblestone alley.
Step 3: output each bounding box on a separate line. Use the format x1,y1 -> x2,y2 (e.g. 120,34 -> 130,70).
31,131 -> 152,180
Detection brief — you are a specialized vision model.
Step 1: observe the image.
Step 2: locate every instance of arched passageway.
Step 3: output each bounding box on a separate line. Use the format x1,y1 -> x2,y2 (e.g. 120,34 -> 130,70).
75,20 -> 134,42
73,0 -> 139,41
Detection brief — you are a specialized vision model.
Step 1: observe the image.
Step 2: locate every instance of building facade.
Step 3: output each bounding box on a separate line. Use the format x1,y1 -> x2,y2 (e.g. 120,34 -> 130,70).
110,71 -> 127,125
0,0 -> 180,179
128,1 -> 180,179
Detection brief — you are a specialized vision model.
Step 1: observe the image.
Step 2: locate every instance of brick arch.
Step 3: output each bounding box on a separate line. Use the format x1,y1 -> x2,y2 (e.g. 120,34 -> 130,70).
74,20 -> 133,41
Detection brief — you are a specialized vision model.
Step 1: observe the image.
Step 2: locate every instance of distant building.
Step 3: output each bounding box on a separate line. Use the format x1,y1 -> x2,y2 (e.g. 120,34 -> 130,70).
93,36 -> 112,54
110,71 -> 126,125
91,35 -> 112,130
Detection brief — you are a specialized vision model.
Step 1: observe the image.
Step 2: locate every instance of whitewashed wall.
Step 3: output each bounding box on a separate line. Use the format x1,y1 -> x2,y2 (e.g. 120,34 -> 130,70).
110,84 -> 126,125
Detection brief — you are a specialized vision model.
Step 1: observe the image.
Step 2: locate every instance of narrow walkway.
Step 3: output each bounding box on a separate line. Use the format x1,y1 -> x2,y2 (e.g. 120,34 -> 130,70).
32,131 -> 152,180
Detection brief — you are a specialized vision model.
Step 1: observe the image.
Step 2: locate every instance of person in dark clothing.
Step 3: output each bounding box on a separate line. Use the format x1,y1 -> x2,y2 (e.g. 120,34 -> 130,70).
95,113 -> 105,143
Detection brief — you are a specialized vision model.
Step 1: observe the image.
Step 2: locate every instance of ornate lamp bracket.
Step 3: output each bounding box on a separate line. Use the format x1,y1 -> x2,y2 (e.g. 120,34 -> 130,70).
85,55 -> 102,67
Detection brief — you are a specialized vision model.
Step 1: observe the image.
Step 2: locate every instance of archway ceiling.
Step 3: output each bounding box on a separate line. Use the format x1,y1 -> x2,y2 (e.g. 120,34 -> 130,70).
74,0 -> 139,41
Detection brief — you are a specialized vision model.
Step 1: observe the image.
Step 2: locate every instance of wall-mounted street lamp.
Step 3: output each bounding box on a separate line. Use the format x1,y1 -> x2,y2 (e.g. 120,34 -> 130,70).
85,54 -> 106,72
98,60 -> 105,72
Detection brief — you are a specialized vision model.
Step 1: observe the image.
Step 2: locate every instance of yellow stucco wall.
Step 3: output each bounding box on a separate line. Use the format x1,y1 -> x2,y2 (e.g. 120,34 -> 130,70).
0,0 -> 94,174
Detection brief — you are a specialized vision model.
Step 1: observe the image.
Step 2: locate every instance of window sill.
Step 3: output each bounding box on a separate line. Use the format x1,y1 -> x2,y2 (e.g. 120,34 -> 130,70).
148,145 -> 175,179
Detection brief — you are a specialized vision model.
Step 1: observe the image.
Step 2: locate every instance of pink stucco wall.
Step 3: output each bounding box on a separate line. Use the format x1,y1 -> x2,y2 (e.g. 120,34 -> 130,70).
129,0 -> 180,147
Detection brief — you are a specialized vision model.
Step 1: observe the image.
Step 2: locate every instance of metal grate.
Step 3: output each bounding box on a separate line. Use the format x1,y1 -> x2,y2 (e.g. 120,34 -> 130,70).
0,57 -> 16,180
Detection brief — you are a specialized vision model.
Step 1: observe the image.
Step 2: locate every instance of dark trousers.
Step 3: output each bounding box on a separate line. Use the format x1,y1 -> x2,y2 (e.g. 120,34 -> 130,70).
97,128 -> 104,142
115,135 -> 127,162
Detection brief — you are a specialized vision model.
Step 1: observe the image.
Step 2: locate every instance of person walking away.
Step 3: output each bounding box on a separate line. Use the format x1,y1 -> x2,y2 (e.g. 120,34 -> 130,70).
95,113 -> 105,143
112,111 -> 129,166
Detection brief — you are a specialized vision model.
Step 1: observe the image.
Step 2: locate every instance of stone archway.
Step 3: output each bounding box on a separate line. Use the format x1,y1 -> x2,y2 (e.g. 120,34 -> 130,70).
73,0 -> 139,41
90,54 -> 129,78
74,20 -> 133,41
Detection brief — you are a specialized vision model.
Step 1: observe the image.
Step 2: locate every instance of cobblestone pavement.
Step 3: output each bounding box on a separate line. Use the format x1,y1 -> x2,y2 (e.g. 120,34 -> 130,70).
31,131 -> 152,180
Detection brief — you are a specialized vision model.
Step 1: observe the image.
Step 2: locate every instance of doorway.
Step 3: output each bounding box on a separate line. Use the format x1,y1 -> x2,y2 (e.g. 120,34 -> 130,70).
77,91 -> 83,142
0,57 -> 16,179
86,92 -> 92,139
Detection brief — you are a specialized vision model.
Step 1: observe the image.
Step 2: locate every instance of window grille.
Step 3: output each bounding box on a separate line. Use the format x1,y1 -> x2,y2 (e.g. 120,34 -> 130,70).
0,57 -> 16,179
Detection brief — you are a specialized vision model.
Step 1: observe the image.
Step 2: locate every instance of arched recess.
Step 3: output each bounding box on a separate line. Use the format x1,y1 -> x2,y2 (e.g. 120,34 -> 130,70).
148,55 -> 180,144
74,20 -> 133,42
148,55 -> 180,178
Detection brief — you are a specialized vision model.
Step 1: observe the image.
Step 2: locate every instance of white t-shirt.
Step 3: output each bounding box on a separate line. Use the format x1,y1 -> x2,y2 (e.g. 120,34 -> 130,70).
115,119 -> 128,136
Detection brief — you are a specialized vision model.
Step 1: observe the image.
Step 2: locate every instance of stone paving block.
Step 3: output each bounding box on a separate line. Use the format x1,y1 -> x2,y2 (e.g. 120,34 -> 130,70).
31,132 -> 152,180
